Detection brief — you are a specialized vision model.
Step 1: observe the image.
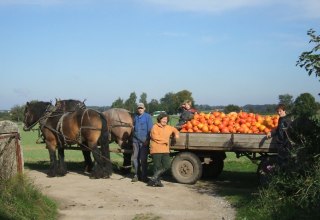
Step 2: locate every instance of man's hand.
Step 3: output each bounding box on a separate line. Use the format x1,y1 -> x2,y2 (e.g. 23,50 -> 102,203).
266,132 -> 272,139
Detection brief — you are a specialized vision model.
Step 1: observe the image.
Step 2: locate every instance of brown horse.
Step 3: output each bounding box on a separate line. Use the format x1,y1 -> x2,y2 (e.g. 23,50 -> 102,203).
103,108 -> 134,171
77,108 -> 134,173
23,101 -> 112,178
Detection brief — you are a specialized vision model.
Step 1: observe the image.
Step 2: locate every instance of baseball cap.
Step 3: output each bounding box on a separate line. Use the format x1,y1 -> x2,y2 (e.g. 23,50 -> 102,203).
137,103 -> 145,109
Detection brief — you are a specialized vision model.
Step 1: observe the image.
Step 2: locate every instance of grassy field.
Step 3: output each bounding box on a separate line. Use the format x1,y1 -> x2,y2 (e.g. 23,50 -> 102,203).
18,117 -> 259,220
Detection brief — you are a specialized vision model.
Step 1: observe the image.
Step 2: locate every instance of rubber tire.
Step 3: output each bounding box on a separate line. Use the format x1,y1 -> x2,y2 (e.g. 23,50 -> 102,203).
202,157 -> 224,179
171,152 -> 202,184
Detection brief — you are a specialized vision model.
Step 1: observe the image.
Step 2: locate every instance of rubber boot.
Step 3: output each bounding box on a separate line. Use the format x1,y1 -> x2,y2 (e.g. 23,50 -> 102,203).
147,169 -> 165,187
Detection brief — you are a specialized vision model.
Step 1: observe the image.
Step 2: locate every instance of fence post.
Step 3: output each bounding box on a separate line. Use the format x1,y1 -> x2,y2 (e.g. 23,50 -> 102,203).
0,120 -> 24,180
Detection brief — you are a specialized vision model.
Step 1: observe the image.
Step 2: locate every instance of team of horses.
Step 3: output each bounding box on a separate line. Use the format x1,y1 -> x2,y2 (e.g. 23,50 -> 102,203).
23,99 -> 133,179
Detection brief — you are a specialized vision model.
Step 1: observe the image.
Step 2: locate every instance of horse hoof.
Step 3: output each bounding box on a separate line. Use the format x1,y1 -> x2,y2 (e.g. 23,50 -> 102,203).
47,173 -> 56,178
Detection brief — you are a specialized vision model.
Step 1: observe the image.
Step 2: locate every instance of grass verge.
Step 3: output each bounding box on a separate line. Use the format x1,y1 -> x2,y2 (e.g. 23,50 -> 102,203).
0,174 -> 57,220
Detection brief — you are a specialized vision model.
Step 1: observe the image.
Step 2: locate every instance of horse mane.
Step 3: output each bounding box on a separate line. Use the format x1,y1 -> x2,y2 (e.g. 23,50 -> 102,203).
55,99 -> 86,112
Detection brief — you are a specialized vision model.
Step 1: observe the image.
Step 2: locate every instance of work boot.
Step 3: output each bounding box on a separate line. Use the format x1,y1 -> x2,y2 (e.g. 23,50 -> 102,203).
131,175 -> 138,182
147,178 -> 156,186
147,177 -> 163,187
141,176 -> 150,183
154,179 -> 164,187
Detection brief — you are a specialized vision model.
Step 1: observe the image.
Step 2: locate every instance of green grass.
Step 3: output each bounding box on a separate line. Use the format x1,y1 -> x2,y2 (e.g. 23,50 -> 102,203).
218,153 -> 259,219
0,174 -> 58,220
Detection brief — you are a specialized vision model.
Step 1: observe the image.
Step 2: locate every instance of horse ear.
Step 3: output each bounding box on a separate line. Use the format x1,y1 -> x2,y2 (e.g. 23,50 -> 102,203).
55,98 -> 58,102
27,101 -> 29,105
83,99 -> 87,104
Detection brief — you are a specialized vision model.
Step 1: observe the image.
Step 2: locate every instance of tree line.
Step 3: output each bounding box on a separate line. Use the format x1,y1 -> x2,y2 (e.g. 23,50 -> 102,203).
1,90 -> 319,123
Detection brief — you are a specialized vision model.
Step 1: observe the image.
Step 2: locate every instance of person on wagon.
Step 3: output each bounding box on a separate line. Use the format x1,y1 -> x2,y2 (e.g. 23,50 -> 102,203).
176,100 -> 198,129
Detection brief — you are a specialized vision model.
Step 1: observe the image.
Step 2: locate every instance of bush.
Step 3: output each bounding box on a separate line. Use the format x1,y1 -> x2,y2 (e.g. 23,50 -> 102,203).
0,174 -> 57,220
252,113 -> 320,220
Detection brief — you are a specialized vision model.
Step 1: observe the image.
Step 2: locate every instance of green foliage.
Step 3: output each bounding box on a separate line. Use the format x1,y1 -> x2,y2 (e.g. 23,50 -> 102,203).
0,111 -> 11,120
10,104 -> 25,122
148,99 -> 161,114
278,94 -> 294,112
253,157 -> 320,220
292,93 -> 318,117
224,104 -> 241,113
111,97 -> 124,108
124,92 -> 137,112
139,92 -> 148,108
0,174 -> 57,220
296,29 -> 320,80
250,94 -> 320,219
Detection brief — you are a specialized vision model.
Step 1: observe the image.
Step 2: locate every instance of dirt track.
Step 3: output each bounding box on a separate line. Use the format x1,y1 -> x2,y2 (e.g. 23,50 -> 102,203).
27,169 -> 236,220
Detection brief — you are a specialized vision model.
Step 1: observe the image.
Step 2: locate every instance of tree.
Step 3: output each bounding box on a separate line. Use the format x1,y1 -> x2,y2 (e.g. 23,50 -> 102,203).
139,92 -> 148,111
175,90 -> 194,106
148,99 -> 160,114
124,92 -> 137,112
0,111 -> 11,120
292,92 -> 318,117
224,104 -> 241,113
160,92 -> 178,115
10,105 -> 25,122
111,97 -> 124,108
296,29 -> 320,80
278,94 -> 294,112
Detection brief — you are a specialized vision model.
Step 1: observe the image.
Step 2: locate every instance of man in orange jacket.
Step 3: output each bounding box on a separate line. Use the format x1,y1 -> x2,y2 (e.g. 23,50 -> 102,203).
147,113 -> 179,187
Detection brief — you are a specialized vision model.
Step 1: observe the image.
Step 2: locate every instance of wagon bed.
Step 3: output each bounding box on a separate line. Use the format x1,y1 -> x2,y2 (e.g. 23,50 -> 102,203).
171,132 -> 279,153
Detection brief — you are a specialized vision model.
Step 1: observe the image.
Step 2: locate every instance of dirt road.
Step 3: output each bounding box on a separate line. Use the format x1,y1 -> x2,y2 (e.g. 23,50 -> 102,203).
27,169 -> 236,220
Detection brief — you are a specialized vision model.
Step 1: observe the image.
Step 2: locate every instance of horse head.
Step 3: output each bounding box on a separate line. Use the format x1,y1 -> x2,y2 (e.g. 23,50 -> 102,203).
23,101 -> 53,131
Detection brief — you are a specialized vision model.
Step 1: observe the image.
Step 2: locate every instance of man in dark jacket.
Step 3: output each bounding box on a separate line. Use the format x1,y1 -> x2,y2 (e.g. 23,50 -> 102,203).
131,103 -> 153,182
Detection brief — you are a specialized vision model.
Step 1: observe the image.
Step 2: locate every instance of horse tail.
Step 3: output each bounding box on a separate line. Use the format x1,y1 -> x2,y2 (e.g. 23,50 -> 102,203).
98,111 -> 112,176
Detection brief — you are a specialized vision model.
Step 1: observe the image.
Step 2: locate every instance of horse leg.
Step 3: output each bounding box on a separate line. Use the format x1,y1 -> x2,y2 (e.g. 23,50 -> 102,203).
91,147 -> 106,179
101,136 -> 112,177
90,141 -> 112,179
82,150 -> 93,173
57,148 -> 67,176
47,149 -> 57,177
121,140 -> 132,174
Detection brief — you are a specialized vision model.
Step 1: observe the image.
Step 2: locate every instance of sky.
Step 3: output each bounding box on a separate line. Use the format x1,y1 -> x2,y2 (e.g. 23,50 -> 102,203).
1,0 -> 320,110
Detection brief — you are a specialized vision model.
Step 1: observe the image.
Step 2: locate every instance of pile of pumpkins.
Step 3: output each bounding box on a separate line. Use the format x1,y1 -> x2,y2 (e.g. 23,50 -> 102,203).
180,111 -> 278,134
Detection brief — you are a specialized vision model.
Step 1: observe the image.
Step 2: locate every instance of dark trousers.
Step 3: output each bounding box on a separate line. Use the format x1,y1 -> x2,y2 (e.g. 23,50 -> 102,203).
152,153 -> 171,179
131,142 -> 149,179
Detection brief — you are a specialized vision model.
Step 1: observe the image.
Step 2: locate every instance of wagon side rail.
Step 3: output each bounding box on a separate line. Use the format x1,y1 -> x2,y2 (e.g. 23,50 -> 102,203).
170,132 -> 279,153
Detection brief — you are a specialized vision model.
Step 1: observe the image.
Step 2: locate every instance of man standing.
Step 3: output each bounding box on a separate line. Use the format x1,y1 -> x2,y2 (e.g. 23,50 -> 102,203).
267,104 -> 292,166
132,103 -> 153,182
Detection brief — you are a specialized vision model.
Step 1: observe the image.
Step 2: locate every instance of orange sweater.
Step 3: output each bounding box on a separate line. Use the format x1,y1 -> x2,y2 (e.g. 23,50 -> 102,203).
150,123 -> 179,154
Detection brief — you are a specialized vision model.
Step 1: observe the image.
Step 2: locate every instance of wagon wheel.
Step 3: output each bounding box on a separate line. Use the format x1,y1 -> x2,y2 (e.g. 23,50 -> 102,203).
257,156 -> 278,186
171,152 -> 202,184
202,157 -> 224,179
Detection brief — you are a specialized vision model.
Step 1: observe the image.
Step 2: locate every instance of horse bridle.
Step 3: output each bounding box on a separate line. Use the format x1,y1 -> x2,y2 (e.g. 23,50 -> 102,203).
23,104 -> 56,131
